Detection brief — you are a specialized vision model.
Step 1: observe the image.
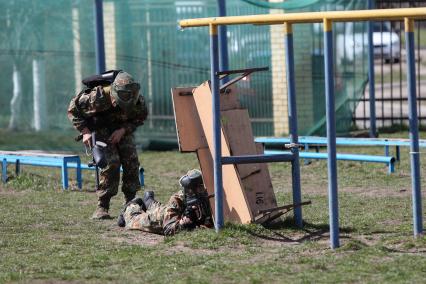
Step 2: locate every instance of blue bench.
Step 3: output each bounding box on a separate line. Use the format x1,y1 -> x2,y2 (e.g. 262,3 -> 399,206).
256,136 -> 426,162
66,163 -> 145,188
0,151 -> 145,190
264,150 -> 395,174
0,151 -> 82,190
255,136 -> 404,174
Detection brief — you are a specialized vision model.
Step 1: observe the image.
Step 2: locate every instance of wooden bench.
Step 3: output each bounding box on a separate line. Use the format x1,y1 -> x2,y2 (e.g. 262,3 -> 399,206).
0,151 -> 81,190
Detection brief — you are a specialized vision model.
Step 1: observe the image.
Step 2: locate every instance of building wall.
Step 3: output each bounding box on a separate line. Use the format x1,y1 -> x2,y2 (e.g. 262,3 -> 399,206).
269,2 -> 314,136
103,1 -> 117,70
269,5 -> 288,136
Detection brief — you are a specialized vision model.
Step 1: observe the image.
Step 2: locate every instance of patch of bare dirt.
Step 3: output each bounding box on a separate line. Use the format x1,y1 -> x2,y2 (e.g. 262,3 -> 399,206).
341,186 -> 413,197
23,281 -> 85,284
160,242 -> 223,256
104,226 -> 164,246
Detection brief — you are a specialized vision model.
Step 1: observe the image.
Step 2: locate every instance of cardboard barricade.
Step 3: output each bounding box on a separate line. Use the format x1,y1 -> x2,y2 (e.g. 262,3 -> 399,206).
171,82 -> 279,224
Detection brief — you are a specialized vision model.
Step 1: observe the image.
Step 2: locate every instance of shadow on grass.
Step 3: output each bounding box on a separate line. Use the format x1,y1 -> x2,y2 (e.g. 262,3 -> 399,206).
241,217 -> 355,244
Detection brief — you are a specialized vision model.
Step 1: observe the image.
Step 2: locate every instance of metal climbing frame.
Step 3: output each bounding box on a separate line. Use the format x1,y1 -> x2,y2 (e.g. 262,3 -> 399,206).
179,7 -> 425,249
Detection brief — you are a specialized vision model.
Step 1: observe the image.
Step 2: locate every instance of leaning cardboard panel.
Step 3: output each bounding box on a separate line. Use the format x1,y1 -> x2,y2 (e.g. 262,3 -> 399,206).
171,86 -> 245,222
173,82 -> 278,224
240,143 -> 278,220
197,147 -> 244,223
221,109 -> 260,179
171,87 -> 207,152
193,82 -> 253,223
220,109 -> 277,219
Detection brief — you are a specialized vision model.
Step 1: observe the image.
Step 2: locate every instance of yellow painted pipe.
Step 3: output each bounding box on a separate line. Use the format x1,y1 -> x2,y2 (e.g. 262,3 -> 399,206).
405,17 -> 415,33
180,7 -> 426,28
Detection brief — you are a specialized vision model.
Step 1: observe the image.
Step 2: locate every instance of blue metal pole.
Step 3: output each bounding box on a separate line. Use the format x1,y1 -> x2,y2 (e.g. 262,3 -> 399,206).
217,0 -> 229,74
222,153 -> 294,164
405,18 -> 423,236
94,0 -> 106,74
210,24 -> 224,231
324,19 -> 340,249
285,23 -> 303,228
367,0 -> 377,137
2,158 -> 7,183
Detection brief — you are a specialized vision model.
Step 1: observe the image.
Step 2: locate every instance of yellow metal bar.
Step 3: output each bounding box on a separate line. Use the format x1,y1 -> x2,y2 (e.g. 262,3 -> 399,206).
405,17 -> 415,32
323,19 -> 332,32
180,7 -> 426,28
284,22 -> 292,35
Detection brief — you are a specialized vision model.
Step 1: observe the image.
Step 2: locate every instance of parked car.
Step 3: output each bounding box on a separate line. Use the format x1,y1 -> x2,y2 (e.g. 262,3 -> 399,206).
335,22 -> 401,64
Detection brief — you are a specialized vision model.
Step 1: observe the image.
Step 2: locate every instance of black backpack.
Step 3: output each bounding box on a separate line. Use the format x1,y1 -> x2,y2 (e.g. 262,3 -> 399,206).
81,69 -> 122,89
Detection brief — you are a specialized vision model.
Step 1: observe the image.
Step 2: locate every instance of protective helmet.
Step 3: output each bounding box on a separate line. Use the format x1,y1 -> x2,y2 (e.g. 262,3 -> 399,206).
111,71 -> 140,113
179,169 -> 203,190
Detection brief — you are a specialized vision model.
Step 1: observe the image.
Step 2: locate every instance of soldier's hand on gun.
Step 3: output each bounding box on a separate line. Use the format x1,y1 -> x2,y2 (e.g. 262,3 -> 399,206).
179,216 -> 194,227
109,128 -> 126,144
81,128 -> 92,148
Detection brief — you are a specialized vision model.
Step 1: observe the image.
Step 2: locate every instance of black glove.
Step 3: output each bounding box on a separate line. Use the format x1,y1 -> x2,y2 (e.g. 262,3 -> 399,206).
181,207 -> 197,230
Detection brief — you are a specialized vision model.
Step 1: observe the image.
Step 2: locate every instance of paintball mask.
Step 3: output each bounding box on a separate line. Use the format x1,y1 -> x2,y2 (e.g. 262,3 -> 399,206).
111,71 -> 140,113
179,169 -> 204,194
179,169 -> 213,228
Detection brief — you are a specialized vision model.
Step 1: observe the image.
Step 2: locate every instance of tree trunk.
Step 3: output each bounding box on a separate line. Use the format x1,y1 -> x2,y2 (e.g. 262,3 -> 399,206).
33,57 -> 47,131
8,64 -> 22,130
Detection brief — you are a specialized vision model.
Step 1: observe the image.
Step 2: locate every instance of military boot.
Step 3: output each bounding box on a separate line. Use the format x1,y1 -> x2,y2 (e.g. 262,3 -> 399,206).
91,206 -> 111,220
123,192 -> 137,206
143,191 -> 158,210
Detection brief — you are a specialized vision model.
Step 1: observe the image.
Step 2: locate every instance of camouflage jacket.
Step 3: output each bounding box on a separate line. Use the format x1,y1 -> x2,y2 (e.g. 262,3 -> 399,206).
67,86 -> 148,134
162,191 -> 186,236
124,191 -> 187,236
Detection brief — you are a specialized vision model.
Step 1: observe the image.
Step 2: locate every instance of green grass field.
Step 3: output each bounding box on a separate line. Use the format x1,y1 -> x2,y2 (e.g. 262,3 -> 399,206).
1,132 -> 425,283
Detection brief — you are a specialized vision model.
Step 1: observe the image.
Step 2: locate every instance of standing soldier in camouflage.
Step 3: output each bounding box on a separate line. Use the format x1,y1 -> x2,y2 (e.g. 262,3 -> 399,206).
68,71 -> 148,219
119,169 -> 213,235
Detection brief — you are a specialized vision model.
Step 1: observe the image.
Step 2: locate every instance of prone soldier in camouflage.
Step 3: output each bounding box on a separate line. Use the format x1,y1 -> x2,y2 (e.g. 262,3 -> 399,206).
68,71 -> 148,219
120,169 -> 212,235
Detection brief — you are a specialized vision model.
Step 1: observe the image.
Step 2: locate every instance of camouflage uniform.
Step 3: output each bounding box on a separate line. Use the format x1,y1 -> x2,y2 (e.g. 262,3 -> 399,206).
123,190 -> 186,235
67,85 -> 148,209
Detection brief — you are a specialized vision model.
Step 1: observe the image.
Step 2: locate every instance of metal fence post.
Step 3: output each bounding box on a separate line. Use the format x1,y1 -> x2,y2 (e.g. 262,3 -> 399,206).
405,17 -> 423,236
284,23 -> 302,227
210,24 -> 224,231
324,19 -> 340,249
94,0 -> 106,74
217,0 -> 229,75
368,0 -> 377,137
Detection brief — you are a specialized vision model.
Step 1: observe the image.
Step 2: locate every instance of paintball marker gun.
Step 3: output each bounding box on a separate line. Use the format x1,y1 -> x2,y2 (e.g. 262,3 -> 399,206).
87,132 -> 107,189
180,171 -> 213,228
76,132 -> 107,189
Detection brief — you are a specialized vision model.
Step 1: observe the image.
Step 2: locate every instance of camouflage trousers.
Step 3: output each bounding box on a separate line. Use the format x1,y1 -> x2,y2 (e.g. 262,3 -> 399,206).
123,191 -> 185,235
96,129 -> 141,209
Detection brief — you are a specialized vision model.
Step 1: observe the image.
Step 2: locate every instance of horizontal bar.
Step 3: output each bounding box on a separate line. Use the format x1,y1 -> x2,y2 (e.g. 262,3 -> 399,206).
258,201 -> 312,214
256,136 -> 426,147
354,116 -> 426,121
0,153 -> 78,158
216,66 -> 269,76
0,157 -> 80,164
1,161 -> 124,172
265,150 -> 394,164
221,153 -> 294,165
355,98 -> 426,102
180,7 -> 426,28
